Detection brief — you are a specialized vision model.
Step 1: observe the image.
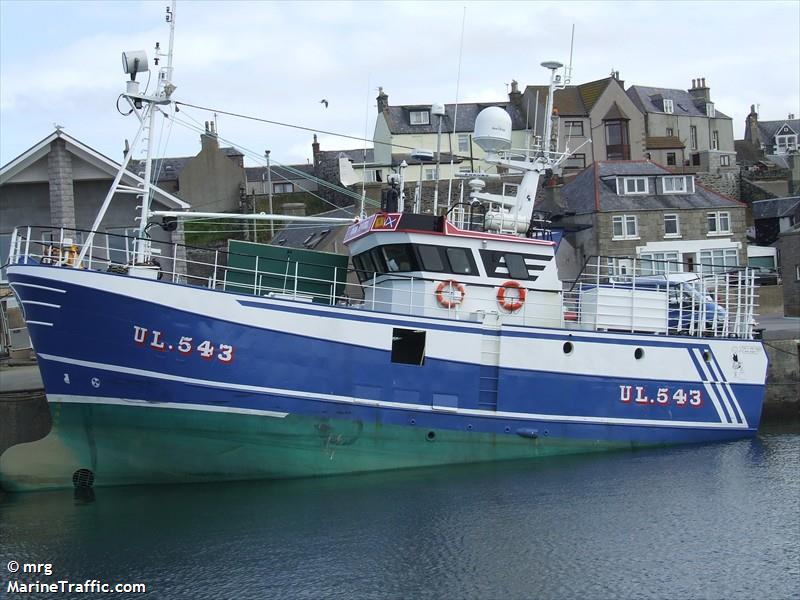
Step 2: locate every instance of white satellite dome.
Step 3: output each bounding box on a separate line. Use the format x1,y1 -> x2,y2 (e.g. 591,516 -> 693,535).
473,106 -> 512,152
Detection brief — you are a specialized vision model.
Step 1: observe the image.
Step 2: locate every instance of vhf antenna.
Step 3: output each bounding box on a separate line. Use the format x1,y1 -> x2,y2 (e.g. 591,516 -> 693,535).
566,24 -> 575,85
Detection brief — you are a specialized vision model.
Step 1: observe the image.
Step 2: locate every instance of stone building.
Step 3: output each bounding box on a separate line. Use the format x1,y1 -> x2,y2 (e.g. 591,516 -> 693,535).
776,224 -> 800,316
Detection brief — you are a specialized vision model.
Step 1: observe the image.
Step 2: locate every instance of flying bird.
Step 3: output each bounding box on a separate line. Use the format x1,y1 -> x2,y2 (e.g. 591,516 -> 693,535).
320,99 -> 329,108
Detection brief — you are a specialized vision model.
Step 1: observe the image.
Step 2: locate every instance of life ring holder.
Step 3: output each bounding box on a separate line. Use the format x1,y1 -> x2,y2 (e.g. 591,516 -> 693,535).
435,279 -> 466,309
497,280 -> 526,312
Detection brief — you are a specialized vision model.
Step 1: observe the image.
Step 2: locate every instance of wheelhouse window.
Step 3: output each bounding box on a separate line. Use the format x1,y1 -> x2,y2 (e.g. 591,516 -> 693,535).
504,253 -> 529,280
664,214 -> 680,237
417,245 -> 446,272
382,244 -> 417,272
605,120 -> 630,160
612,215 -> 639,240
623,177 -> 648,195
409,110 -> 430,125
707,211 -> 731,235
446,247 -> 475,275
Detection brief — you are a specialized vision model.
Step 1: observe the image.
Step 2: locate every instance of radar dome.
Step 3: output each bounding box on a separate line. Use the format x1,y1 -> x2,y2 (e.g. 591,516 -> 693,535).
473,106 -> 512,152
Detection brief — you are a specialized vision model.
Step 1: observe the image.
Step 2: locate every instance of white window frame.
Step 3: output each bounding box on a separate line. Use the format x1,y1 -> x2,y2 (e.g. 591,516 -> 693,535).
273,182 -> 294,194
639,251 -> 681,275
690,126 -> 698,150
564,120 -> 585,137
795,264 -> 800,282
663,99 -> 674,114
707,211 -> 731,236
699,248 -> 738,274
664,213 -> 681,238
666,127 -> 674,137
424,167 -> 436,180
720,155 -> 730,167
410,110 -> 430,125
612,214 -> 639,240
457,134 -> 470,152
775,134 -> 798,154
623,177 -> 648,195
663,176 -> 687,194
706,103 -> 715,118
711,130 -> 719,150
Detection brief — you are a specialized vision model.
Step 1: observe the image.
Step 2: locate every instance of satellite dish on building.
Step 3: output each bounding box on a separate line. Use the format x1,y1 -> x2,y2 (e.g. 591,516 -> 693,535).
431,102 -> 446,117
473,106 -> 512,153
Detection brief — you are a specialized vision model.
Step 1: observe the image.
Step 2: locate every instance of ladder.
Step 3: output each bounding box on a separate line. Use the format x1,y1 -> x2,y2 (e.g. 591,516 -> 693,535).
478,320 -> 501,411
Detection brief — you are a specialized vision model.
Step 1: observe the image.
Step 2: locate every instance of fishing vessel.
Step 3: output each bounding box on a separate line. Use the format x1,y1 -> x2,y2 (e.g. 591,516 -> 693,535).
1,7 -> 767,491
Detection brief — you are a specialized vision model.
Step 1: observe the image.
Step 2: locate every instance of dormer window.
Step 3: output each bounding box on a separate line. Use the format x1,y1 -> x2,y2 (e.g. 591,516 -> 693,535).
663,175 -> 688,194
409,110 -> 430,125
622,176 -> 648,195
776,125 -> 798,153
706,103 -> 715,118
663,99 -> 674,114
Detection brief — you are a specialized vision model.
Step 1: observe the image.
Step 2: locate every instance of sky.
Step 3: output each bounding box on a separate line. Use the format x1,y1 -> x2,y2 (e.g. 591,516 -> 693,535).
1,0 -> 799,172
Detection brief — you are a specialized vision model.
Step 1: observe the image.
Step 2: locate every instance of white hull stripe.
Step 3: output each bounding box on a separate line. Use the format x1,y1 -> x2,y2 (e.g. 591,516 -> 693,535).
21,300 -> 61,309
704,355 -> 748,427
38,352 -> 750,430
9,281 -> 67,294
48,394 -> 289,418
691,349 -> 729,423
27,320 -> 54,327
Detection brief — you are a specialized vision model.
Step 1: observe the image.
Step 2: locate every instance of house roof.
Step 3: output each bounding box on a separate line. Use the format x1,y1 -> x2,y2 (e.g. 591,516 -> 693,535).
383,102 -> 527,135
734,139 -> 763,164
646,136 -> 685,149
626,85 -> 731,120
756,119 -> 800,144
751,196 -> 800,220
321,148 -> 376,164
271,205 -> 356,250
245,163 -> 315,183
578,77 -> 615,112
560,160 -> 743,215
525,85 -> 587,116
0,129 -> 189,209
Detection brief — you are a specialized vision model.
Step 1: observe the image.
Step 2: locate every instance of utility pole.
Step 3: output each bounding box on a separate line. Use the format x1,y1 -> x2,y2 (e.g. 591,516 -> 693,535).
266,150 -> 274,238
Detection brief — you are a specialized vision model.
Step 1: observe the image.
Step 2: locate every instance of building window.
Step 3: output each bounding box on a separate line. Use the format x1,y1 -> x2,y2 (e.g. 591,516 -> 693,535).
664,214 -> 680,237
666,127 -> 674,137
706,103 -> 715,118
564,121 -> 584,137
776,134 -> 798,154
720,155 -> 730,167
273,182 -> 294,194
666,152 -> 677,166
692,153 -> 701,166
690,126 -> 698,150
564,154 -> 586,170
796,264 -> 800,281
707,211 -> 731,235
363,169 -> 382,183
424,167 -> 436,180
457,134 -> 470,153
699,248 -> 738,274
663,176 -> 687,194
663,99 -> 674,114
605,120 -> 630,160
623,177 -> 648,195
409,110 -> 430,125
612,214 -> 639,239
712,130 -> 719,150
640,251 -> 680,275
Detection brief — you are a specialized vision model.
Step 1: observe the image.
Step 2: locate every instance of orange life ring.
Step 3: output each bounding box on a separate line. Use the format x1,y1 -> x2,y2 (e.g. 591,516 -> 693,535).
435,279 -> 466,309
497,280 -> 526,312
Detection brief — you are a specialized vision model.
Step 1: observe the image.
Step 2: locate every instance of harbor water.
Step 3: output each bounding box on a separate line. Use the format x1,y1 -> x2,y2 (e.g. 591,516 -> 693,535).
1,427 -> 798,599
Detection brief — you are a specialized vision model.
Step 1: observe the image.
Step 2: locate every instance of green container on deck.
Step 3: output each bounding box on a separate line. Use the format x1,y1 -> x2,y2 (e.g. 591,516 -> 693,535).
224,240 -> 349,304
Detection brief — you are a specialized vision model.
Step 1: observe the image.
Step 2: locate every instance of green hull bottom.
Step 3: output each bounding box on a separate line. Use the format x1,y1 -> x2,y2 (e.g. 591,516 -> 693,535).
0,402 -> 630,492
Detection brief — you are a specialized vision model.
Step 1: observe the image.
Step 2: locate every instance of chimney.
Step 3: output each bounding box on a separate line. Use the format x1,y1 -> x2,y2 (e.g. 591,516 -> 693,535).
745,104 -> 760,145
790,113 -> 796,120
508,79 -> 522,108
201,121 -> 219,152
376,86 -> 389,113
688,76 -> 710,103
312,134 -> 321,172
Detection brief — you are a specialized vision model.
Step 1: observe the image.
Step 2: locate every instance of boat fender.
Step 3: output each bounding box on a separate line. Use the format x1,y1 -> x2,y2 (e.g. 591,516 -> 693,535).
435,279 -> 466,309
497,280 -> 526,312
515,428 -> 539,439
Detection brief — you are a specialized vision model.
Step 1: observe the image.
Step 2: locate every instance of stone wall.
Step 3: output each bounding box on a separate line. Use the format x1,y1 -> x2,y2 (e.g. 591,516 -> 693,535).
47,138 -> 76,229
695,171 -> 741,201
762,339 -> 800,421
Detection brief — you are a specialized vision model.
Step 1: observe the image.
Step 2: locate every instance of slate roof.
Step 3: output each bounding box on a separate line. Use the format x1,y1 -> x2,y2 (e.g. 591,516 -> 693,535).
734,139 -> 763,164
646,136 -> 685,149
756,119 -> 800,145
271,205 -> 356,250
525,77 -> 620,118
560,160 -> 743,215
626,86 -> 731,120
383,102 -> 526,135
751,196 -> 800,220
246,163 -> 314,183
133,147 -> 243,182
390,152 -> 463,166
320,148 -> 376,164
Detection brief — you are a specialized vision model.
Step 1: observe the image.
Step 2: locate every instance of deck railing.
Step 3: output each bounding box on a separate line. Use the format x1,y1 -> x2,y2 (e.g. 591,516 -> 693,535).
5,227 -> 759,339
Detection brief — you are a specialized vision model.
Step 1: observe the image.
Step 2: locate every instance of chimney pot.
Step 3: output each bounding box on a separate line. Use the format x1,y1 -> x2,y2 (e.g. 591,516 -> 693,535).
789,113 -> 795,119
